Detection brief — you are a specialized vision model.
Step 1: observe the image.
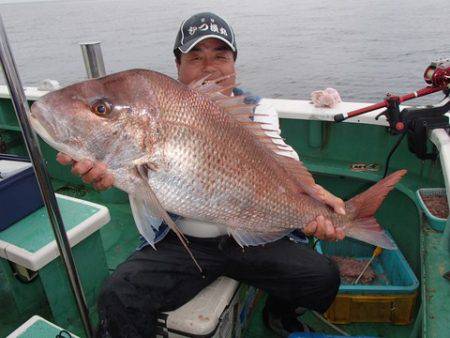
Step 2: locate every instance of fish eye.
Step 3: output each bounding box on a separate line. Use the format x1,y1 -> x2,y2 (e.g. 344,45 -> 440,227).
90,99 -> 112,117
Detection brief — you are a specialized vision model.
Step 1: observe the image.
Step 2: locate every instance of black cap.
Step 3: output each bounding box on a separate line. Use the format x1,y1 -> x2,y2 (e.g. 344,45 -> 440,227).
174,12 -> 237,56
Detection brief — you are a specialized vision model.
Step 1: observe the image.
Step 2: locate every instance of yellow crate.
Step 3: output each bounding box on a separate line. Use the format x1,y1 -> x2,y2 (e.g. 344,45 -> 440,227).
325,291 -> 418,325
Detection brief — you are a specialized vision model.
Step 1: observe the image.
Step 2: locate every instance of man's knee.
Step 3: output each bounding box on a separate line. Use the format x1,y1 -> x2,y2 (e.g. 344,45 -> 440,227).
297,252 -> 340,311
98,269 -> 150,314
312,255 -> 340,312
97,273 -> 158,338
295,249 -> 340,293
98,273 -> 125,308
321,255 -> 340,291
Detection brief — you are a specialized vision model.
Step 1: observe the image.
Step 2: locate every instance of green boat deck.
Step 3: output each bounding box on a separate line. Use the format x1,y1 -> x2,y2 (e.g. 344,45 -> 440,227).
1,97 -> 449,337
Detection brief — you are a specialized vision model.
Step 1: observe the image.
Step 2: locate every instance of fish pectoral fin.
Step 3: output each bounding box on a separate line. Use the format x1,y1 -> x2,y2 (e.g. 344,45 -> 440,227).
141,185 -> 203,272
135,165 -> 203,273
129,195 -> 165,249
228,228 -> 291,247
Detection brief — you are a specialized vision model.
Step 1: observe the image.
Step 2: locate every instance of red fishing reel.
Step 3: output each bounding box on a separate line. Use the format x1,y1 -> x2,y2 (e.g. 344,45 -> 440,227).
424,59 -> 450,87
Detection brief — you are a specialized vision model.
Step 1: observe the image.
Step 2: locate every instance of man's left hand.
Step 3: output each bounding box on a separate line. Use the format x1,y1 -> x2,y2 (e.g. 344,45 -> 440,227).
303,185 -> 346,241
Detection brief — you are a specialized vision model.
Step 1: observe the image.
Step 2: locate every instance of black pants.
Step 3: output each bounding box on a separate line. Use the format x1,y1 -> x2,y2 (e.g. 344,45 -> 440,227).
97,232 -> 340,338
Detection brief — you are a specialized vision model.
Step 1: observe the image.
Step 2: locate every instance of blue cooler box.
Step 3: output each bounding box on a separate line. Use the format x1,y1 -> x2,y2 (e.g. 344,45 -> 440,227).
0,154 -> 44,231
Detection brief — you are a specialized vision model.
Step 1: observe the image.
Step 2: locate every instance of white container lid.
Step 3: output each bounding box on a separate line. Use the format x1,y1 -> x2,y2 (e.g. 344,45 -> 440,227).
0,160 -> 32,182
165,276 -> 239,335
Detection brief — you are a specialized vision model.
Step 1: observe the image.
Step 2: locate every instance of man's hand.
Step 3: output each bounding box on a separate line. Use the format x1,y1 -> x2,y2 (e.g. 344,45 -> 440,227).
304,215 -> 345,241
56,152 -> 114,191
303,184 -> 346,241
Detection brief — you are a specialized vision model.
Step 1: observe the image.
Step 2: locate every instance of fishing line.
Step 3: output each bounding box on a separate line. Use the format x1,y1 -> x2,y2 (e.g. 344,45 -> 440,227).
383,133 -> 406,178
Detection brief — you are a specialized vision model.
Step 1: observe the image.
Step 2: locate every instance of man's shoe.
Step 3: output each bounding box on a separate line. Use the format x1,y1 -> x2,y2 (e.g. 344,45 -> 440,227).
262,307 -> 313,337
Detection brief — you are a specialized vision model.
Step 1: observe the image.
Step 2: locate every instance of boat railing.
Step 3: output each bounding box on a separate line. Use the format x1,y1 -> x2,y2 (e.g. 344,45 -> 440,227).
1,84 -> 448,211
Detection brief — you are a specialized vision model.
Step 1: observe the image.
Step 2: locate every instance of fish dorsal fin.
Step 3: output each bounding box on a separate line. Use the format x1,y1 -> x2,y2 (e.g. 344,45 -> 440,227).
190,76 -> 320,198
276,155 -> 315,185
188,74 -> 236,102
235,118 -> 318,195
189,75 -> 259,119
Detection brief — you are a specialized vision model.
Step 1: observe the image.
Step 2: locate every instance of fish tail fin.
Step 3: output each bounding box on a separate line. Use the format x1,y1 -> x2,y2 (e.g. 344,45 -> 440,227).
344,169 -> 407,249
345,217 -> 397,249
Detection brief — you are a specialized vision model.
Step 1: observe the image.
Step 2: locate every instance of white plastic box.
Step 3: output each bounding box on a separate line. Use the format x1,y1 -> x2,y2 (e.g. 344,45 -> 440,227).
158,277 -> 260,338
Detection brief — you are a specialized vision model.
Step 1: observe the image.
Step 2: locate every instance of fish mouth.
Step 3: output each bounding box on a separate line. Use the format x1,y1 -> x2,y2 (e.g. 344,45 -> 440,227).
29,107 -> 74,157
29,113 -> 63,152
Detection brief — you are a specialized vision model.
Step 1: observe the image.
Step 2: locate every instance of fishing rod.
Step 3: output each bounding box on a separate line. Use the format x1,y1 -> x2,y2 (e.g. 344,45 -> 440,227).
334,59 -> 450,162
0,15 -> 93,337
334,59 -> 450,125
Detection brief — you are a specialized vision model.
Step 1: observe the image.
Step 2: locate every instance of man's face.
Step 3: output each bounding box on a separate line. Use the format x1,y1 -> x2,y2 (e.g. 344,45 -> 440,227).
176,38 -> 236,96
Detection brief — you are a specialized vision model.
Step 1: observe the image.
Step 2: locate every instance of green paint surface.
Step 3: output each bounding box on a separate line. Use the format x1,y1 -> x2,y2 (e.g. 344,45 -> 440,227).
0,197 -> 99,253
421,223 -> 450,338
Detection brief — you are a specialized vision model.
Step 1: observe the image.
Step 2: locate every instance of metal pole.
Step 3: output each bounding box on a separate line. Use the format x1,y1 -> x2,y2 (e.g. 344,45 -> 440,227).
0,15 -> 93,338
80,42 -> 106,78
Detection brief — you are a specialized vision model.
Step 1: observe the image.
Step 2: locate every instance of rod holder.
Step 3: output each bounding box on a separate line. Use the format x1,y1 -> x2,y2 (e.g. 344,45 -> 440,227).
80,42 -> 106,79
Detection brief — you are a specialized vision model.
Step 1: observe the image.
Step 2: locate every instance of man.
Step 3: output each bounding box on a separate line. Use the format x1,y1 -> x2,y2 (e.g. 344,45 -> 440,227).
58,12 -> 345,337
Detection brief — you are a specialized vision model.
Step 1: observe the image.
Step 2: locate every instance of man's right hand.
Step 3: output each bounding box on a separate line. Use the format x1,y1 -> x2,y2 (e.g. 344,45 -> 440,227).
56,152 -> 115,191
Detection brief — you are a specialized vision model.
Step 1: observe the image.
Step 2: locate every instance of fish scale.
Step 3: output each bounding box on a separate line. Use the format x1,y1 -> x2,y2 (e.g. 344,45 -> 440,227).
155,108 -> 318,231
